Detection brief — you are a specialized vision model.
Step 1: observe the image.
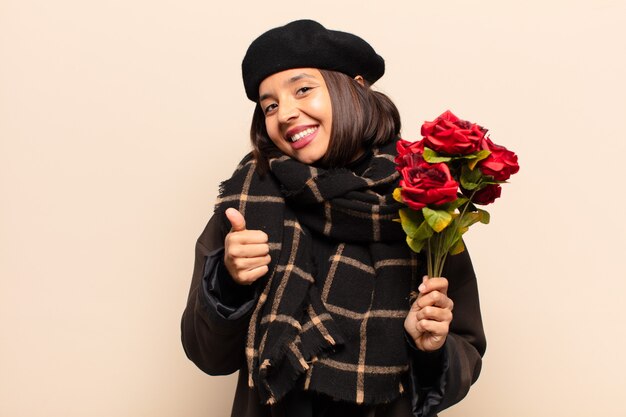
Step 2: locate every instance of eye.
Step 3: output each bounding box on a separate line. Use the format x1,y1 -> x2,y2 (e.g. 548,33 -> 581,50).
296,86 -> 313,95
263,103 -> 277,115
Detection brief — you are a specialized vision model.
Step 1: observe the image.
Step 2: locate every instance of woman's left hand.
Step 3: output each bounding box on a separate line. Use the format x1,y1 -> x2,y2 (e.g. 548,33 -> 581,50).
404,276 -> 454,352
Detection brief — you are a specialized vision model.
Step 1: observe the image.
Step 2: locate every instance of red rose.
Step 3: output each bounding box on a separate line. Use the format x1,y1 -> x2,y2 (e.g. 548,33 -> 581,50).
396,138 -> 425,157
420,110 -> 485,155
478,137 -> 520,181
400,158 -> 459,210
395,138 -> 425,170
470,184 -> 502,205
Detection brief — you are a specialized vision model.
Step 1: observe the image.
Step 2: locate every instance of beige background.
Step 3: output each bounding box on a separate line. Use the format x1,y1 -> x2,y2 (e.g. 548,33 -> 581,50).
2,0 -> 625,416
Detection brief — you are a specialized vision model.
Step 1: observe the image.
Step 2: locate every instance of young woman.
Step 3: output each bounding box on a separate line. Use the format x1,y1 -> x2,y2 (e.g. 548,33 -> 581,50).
181,19 -> 486,417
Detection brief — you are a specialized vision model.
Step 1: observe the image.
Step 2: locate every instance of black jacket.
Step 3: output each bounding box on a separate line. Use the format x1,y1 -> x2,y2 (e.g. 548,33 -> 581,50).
181,215 -> 486,417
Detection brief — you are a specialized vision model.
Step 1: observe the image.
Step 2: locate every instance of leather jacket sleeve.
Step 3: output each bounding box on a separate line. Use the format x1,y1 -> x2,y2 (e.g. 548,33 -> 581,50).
409,248 -> 487,417
180,215 -> 256,376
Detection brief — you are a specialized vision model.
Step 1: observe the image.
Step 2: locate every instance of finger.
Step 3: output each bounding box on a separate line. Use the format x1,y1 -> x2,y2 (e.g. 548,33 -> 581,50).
226,230 -> 269,245
230,255 -> 271,272
237,265 -> 270,284
225,208 -> 246,232
418,276 -> 449,296
415,305 -> 453,323
415,318 -> 450,337
226,243 -> 270,258
417,290 -> 454,310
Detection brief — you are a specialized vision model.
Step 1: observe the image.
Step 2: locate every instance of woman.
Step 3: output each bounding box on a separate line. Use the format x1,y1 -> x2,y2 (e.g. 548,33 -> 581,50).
181,19 -> 486,417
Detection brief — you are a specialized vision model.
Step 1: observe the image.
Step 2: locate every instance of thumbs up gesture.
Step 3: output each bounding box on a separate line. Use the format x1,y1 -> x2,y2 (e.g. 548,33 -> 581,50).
223,208 -> 271,285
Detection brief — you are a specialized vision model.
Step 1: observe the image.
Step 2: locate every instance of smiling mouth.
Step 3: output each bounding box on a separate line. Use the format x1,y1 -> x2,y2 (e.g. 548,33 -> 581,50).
289,127 -> 318,143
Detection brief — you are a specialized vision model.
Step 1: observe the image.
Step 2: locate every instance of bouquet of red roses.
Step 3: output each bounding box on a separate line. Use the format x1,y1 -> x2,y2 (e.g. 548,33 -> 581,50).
394,110 -> 519,278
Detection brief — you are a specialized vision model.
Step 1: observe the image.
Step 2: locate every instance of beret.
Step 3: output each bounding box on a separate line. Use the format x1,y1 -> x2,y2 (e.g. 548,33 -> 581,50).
242,19 -> 385,102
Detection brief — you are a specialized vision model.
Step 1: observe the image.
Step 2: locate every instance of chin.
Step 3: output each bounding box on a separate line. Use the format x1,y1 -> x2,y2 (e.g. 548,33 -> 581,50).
296,153 -> 324,165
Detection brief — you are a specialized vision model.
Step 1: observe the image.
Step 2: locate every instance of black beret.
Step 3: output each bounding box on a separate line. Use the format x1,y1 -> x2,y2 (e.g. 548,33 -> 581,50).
242,19 -> 385,102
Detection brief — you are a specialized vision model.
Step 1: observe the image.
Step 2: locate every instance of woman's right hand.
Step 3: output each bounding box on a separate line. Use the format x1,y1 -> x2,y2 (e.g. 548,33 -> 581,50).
223,208 -> 271,285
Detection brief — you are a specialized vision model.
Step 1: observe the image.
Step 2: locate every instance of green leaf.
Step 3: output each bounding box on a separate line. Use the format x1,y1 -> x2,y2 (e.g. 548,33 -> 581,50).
413,218 -> 435,241
449,238 -> 466,255
467,150 -> 491,170
422,207 -> 453,233
464,163 -> 483,181
398,208 -> 424,238
459,211 -> 483,229
400,214 -> 434,254
423,147 -> 452,163
461,180 -> 480,191
460,165 -> 483,190
441,227 -> 460,252
478,178 -> 501,186
439,196 -> 469,212
477,208 -> 490,224
406,235 -> 426,253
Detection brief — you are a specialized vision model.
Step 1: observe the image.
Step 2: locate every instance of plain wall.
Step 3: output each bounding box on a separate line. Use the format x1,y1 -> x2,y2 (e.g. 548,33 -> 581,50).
1,0 -> 625,416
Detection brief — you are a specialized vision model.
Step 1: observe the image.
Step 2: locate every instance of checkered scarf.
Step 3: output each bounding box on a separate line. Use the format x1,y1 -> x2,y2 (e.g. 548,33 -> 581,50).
215,141 -> 419,405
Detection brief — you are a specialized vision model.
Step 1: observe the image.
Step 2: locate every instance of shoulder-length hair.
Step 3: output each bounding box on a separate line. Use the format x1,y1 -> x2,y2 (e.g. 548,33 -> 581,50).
250,69 -> 401,174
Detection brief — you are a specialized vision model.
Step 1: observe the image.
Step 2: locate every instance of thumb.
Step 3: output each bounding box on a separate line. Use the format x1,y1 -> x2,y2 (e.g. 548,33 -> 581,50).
225,208 -> 246,232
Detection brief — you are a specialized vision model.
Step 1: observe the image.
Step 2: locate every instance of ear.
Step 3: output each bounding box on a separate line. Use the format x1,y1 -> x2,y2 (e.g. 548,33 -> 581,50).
354,75 -> 365,86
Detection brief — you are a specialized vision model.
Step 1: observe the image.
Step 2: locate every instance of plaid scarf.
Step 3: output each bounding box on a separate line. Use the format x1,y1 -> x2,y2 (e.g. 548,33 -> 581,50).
215,141 -> 419,406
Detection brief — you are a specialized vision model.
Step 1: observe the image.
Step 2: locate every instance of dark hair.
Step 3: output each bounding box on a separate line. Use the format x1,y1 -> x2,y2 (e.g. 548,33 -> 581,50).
250,69 -> 401,174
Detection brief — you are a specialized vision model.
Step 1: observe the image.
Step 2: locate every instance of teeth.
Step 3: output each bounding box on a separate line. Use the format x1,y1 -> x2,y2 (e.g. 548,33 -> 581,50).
289,127 -> 317,142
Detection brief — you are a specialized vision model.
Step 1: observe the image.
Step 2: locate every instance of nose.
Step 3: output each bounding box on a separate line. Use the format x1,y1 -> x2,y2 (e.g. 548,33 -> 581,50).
277,97 -> 299,123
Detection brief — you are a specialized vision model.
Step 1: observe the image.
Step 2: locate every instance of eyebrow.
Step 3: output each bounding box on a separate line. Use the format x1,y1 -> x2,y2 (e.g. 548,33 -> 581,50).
259,72 -> 316,102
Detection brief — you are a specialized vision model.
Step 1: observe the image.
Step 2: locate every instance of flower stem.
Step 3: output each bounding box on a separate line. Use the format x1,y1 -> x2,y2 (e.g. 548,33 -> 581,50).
427,238 -> 433,278
427,185 -> 482,278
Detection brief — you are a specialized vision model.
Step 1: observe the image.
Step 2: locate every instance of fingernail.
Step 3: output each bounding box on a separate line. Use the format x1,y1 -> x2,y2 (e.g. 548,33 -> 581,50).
418,283 -> 426,293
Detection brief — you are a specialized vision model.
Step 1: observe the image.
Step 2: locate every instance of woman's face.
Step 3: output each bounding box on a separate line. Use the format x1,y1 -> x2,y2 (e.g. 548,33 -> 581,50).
258,68 -> 332,165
